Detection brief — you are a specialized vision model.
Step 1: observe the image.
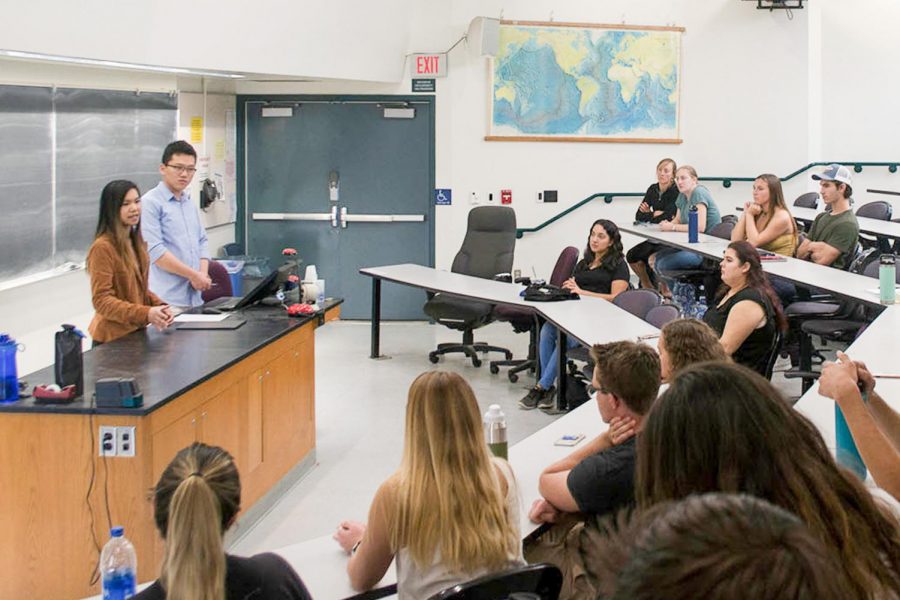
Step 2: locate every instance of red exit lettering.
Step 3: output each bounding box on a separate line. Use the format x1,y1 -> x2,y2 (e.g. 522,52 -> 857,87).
417,55 -> 439,74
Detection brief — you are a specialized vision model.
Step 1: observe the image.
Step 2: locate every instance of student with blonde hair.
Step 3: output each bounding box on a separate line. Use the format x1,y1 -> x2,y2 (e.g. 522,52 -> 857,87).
135,443 -> 311,600
334,371 -> 523,599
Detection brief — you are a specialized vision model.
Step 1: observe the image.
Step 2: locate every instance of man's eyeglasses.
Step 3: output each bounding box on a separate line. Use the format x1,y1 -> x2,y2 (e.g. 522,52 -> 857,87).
166,164 -> 197,175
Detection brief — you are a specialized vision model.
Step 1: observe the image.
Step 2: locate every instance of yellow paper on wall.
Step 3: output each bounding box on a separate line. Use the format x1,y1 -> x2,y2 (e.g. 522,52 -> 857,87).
190,117 -> 203,143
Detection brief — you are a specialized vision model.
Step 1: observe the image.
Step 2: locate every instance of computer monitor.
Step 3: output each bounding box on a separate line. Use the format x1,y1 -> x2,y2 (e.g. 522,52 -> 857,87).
232,260 -> 299,310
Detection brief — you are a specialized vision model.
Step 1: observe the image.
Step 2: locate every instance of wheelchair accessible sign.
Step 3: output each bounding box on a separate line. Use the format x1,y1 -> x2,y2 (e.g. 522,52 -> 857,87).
434,188 -> 452,205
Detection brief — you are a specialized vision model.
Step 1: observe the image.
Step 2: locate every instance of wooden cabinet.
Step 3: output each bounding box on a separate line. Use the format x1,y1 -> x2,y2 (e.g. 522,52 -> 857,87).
0,316 -> 322,600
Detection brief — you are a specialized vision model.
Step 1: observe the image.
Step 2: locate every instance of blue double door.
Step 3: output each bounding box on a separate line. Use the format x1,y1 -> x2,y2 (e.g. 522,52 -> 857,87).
240,97 -> 434,319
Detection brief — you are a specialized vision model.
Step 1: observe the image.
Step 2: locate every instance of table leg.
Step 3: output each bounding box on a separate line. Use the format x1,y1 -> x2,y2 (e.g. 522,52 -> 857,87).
556,327 -> 568,412
370,278 -> 382,359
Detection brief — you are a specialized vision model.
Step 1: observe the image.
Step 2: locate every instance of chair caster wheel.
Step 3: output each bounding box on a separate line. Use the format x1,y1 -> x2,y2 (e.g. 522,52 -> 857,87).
472,357 -> 482,368
428,353 -> 440,364
508,373 -> 519,383
490,364 -> 499,375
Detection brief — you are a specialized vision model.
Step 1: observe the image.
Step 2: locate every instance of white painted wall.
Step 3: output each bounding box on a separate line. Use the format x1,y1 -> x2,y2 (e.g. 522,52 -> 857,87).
3,0 -> 899,374
0,0 -> 413,83
239,0 -> 817,274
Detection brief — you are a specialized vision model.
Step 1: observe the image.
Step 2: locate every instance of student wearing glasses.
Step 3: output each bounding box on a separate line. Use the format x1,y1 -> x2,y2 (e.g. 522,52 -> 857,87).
141,140 -> 212,308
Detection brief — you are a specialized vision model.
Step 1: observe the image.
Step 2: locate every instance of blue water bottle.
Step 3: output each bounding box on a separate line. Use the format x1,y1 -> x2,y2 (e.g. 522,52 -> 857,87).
0,334 -> 20,402
100,526 -> 137,599
688,206 -> 699,243
835,404 -> 867,480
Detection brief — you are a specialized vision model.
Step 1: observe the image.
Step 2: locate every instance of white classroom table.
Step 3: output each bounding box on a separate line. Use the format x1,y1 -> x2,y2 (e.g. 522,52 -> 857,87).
617,222 -> 885,305
360,263 -> 658,411
794,305 -> 900,449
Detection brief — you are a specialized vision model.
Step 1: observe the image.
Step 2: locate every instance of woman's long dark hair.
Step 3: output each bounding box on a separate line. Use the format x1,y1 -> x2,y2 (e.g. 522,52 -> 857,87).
719,240 -> 786,331
582,219 -> 624,271
636,362 -> 900,598
89,180 -> 146,278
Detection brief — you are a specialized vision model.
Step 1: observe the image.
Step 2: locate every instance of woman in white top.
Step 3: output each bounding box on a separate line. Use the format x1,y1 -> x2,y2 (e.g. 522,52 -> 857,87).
334,371 -> 523,599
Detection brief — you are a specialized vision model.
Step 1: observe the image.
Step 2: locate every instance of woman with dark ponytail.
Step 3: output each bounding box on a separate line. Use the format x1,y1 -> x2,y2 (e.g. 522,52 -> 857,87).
135,443 -> 311,600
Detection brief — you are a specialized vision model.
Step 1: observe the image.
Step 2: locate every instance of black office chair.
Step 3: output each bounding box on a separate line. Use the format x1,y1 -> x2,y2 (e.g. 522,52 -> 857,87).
424,206 -> 517,367
490,246 -> 579,382
428,563 -> 563,600
785,259 -> 897,390
793,192 -> 819,209
783,244 -> 874,392
792,192 -> 819,233
856,200 -> 893,254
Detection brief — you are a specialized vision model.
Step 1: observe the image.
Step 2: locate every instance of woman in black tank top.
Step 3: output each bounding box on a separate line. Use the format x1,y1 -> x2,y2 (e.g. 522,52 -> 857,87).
702,241 -> 786,377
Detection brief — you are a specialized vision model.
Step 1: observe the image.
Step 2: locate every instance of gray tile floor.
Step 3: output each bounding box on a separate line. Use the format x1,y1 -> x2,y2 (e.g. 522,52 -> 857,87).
230,319 -> 806,555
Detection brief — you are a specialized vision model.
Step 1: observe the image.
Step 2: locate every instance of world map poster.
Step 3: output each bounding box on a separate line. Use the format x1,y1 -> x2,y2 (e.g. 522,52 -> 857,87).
489,21 -> 684,143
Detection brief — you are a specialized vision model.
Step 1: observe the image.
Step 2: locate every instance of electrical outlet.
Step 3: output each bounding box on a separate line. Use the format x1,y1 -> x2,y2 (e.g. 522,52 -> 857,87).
99,426 -> 117,457
116,426 -> 136,458
486,192 -> 495,204
470,191 -> 480,205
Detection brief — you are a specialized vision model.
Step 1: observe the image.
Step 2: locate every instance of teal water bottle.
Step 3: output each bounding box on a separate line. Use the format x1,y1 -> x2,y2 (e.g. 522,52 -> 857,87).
0,334 -> 20,402
879,254 -> 896,305
835,404 -> 867,480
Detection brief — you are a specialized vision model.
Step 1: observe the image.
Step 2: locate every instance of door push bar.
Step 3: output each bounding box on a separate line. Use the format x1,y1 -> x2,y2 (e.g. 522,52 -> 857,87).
339,207 -> 425,228
252,208 -> 340,227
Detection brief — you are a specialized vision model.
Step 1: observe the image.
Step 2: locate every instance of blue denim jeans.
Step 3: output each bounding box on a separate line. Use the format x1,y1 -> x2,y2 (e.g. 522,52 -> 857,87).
653,248 -> 705,287
538,322 -> 580,390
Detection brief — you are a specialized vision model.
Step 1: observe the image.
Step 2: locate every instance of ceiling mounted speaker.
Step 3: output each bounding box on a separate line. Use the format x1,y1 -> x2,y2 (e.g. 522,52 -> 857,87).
467,17 -> 500,57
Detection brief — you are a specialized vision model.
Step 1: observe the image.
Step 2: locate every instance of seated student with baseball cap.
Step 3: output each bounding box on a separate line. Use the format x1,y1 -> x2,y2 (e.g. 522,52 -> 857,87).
525,341 -> 661,600
796,163 -> 860,269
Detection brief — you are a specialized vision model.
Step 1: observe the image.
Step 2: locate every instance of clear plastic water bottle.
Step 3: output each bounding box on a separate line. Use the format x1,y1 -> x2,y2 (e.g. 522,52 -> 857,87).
484,404 -> 508,460
694,286 -> 708,319
0,334 -> 20,402
100,526 -> 136,600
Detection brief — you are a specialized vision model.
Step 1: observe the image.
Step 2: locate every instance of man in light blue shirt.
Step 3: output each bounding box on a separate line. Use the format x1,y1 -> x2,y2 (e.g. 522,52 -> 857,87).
142,141 -> 212,308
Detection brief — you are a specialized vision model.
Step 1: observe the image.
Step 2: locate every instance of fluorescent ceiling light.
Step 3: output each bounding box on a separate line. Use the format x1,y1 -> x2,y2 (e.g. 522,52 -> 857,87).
0,49 -> 245,79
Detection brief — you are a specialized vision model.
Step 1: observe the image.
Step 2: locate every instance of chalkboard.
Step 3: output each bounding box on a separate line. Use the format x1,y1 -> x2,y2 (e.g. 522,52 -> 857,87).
0,85 -> 177,284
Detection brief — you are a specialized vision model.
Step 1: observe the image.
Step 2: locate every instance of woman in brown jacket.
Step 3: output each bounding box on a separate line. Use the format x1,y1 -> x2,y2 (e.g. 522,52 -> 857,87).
87,180 -> 173,343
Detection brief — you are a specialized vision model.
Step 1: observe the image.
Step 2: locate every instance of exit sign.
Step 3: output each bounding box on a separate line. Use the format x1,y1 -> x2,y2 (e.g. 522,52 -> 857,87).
411,54 -> 447,78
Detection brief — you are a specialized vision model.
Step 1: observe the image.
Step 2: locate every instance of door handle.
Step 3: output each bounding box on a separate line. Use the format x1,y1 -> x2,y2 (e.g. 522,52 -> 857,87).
331,206 -> 338,228
340,207 -> 348,229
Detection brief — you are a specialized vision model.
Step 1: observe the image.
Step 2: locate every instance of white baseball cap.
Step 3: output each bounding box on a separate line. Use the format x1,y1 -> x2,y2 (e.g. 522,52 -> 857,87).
811,164 -> 852,185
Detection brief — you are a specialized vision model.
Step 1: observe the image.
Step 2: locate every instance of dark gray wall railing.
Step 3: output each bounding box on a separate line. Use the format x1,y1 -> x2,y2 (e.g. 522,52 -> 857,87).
516,161 -> 898,238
